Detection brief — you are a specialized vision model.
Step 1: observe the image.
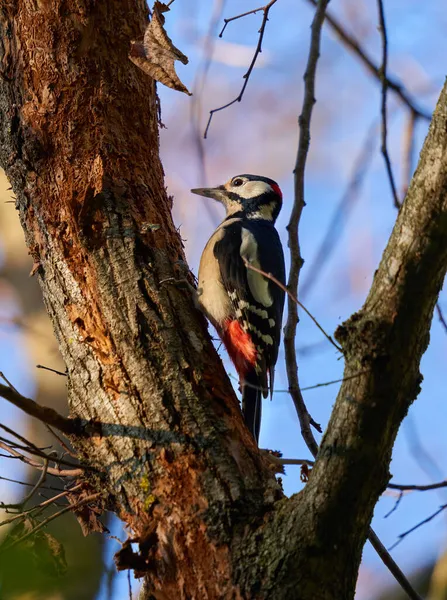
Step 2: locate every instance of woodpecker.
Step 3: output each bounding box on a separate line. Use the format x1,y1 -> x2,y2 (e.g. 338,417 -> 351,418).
191,174 -> 286,444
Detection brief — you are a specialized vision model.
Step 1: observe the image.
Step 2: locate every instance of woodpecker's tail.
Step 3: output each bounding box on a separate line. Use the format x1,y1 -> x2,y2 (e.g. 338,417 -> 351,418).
242,369 -> 263,444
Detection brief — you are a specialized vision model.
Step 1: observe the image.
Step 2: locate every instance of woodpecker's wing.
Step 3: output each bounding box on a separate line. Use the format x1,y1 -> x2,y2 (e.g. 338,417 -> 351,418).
213,219 -> 285,383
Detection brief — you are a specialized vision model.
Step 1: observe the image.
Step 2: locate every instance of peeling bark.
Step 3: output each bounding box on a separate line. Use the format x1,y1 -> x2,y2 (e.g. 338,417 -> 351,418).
1,2 -> 446,599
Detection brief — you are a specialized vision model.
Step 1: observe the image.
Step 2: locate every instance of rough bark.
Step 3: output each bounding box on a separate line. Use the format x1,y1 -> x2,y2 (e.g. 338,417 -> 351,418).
0,1 -> 446,599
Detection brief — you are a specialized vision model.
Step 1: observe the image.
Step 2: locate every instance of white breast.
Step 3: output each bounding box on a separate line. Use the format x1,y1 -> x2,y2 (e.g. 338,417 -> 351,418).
197,222 -> 233,326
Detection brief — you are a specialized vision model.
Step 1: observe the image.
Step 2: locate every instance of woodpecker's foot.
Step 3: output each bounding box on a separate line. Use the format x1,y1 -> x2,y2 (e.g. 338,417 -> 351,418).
159,275 -> 200,309
159,276 -> 191,289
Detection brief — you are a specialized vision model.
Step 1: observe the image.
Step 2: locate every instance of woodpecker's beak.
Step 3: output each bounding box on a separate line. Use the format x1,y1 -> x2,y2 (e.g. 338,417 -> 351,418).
190,186 -> 226,202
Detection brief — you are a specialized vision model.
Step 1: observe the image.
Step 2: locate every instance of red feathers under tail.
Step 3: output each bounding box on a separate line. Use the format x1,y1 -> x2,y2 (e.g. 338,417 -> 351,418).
221,319 -> 257,378
221,319 -> 262,442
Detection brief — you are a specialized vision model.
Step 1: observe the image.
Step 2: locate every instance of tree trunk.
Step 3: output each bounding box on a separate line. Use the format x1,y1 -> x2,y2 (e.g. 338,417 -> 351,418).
1,2 -> 447,599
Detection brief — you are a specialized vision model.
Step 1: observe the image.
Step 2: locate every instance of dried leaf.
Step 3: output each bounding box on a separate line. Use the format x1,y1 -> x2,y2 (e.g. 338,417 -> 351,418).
300,463 -> 311,483
129,1 -> 192,96
67,486 -> 107,536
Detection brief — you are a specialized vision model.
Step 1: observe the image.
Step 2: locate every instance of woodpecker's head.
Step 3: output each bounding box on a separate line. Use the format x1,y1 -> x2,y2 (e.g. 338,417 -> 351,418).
191,174 -> 283,222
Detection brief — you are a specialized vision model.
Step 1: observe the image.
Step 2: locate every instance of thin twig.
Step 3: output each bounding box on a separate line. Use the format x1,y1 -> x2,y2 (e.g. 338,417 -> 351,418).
384,490 -> 404,519
36,364 -> 67,377
369,530 -> 422,599
0,377 -> 82,436
45,425 -> 77,458
0,440 -> 84,477
0,421 -> 52,457
436,303 -> 447,334
219,4 -> 269,37
204,0 -> 278,138
230,371 -> 367,393
388,504 -> 447,553
243,260 -> 342,353
0,423 -> 84,468
0,493 -> 101,554
0,459 -> 49,510
388,480 -> 447,491
24,467 -> 47,500
0,372 -> 19,393
0,474 -> 63,491
127,569 -> 132,600
305,0 -> 431,121
376,0 -> 400,209
0,484 -> 83,528
301,372 -> 367,391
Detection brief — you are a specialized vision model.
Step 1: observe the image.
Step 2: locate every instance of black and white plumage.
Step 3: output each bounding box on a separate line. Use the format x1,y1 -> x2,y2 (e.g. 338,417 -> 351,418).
191,174 -> 286,443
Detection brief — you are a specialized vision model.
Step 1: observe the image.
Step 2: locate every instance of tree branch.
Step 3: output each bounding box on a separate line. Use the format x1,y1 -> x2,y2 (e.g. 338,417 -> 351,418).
285,0 -> 330,460
388,480 -> 447,491
376,0 -> 400,208
296,78 -> 447,598
0,380 -> 82,436
0,440 -> 84,477
204,0 -> 278,138
305,0 -> 431,121
0,493 -> 101,554
389,504 -> 447,551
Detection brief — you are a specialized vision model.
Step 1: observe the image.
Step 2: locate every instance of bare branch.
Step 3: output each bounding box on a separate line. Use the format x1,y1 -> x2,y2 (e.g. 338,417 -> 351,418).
230,371 -> 368,394
388,480 -> 447,492
0,459 -> 49,510
204,0 -> 278,138
0,484 -> 83,529
388,504 -> 447,552
368,530 -> 422,599
0,492 -> 101,554
376,0 -> 400,208
305,0 -> 431,121
0,376 -> 82,436
0,422 -> 85,469
0,474 -> 63,491
36,364 -> 67,377
46,425 -> 77,458
301,372 -> 368,392
436,303 -> 447,334
243,260 -> 342,353
384,490 -> 404,519
219,4 -> 270,37
285,0 -> 330,460
0,440 -> 84,477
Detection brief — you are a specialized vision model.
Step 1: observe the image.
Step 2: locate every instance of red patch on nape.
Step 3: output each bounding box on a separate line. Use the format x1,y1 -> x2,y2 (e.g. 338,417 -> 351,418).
222,320 -> 257,378
271,183 -> 282,199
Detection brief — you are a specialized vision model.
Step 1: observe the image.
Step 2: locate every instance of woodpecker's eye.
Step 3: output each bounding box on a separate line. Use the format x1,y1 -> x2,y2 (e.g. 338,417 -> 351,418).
232,178 -> 244,187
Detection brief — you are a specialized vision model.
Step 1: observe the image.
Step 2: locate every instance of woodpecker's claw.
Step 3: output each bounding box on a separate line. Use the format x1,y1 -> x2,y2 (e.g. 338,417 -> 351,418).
159,276 -> 201,310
